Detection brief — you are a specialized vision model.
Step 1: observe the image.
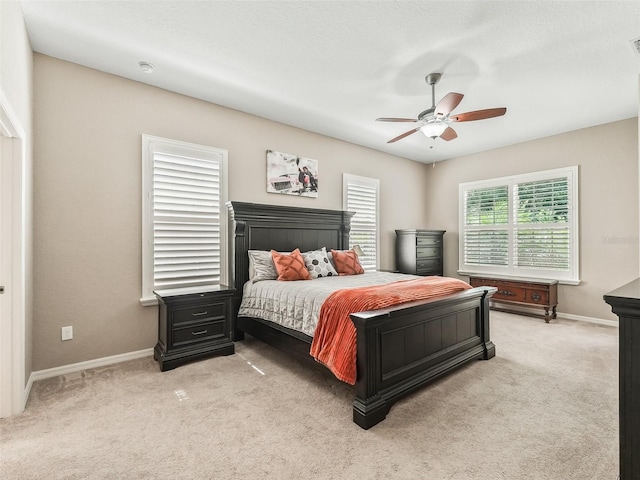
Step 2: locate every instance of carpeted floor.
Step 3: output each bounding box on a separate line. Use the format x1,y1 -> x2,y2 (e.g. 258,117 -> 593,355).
0,312 -> 619,479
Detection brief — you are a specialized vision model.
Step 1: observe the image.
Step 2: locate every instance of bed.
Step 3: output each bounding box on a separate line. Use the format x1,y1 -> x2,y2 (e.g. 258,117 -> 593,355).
227,201 -> 496,429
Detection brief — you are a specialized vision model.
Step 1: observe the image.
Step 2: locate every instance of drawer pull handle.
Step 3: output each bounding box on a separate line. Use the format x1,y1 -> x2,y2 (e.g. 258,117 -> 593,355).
191,311 -> 208,317
191,329 -> 208,336
531,293 -> 541,302
498,290 -> 516,296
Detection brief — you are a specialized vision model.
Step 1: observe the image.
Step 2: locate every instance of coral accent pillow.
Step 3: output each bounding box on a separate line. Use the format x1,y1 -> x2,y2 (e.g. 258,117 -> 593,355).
330,249 -> 364,275
271,248 -> 311,281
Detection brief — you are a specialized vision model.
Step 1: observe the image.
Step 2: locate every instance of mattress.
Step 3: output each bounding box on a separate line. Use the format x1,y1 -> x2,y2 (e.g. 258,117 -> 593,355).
237,271 -> 419,337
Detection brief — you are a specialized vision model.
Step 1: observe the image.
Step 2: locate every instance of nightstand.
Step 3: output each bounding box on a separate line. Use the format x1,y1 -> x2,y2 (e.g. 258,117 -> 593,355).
153,284 -> 235,371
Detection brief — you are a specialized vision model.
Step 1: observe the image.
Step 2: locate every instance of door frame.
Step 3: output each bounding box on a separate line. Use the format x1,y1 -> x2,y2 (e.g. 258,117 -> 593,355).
0,91 -> 27,417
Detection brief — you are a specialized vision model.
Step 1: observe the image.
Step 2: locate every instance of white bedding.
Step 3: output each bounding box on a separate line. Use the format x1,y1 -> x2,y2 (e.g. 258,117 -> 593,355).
237,271 -> 419,336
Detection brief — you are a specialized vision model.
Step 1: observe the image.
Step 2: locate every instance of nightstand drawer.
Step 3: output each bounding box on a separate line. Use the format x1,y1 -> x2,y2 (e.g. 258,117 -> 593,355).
173,302 -> 226,326
417,246 -> 441,258
173,320 -> 226,347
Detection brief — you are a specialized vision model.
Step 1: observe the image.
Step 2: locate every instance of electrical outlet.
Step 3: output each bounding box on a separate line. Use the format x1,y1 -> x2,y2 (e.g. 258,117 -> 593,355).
61,326 -> 73,341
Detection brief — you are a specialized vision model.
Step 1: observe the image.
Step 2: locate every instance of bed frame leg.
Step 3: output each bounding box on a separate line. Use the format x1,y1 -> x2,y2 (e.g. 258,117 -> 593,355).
483,340 -> 496,360
233,328 -> 245,341
352,395 -> 390,430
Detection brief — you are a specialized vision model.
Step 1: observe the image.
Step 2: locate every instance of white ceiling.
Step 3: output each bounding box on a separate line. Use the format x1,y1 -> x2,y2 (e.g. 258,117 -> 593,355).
19,0 -> 640,163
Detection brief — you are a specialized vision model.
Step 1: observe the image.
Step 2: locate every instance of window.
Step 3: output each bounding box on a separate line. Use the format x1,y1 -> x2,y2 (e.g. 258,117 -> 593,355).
343,174 -> 379,271
141,135 -> 228,305
459,166 -> 579,284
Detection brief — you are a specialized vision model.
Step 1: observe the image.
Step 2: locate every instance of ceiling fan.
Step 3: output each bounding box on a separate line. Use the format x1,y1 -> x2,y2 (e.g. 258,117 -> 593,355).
376,73 -> 507,144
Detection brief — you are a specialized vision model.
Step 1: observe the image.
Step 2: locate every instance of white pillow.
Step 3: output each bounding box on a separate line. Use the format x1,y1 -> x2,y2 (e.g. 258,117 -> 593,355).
247,250 -> 279,282
302,247 -> 339,279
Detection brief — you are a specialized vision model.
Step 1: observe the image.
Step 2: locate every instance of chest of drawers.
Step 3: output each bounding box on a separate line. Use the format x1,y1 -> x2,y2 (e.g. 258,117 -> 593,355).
154,284 -> 235,371
468,275 -> 558,323
395,229 -> 445,276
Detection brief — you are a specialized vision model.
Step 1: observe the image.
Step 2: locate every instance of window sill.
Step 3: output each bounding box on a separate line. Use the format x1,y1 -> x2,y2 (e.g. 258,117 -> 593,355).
139,296 -> 158,307
457,270 -> 581,286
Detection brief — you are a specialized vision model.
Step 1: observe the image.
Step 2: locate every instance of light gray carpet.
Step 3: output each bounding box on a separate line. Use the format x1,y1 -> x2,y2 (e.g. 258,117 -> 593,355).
1,312 -> 619,480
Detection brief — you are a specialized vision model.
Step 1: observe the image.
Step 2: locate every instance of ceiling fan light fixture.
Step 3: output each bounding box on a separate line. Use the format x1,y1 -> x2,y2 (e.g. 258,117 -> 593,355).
138,61 -> 154,74
420,123 -> 447,138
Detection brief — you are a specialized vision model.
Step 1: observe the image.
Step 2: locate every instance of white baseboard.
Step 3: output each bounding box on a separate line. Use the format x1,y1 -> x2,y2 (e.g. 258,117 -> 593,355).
28,348 -> 154,384
491,302 -> 618,327
556,311 -> 618,328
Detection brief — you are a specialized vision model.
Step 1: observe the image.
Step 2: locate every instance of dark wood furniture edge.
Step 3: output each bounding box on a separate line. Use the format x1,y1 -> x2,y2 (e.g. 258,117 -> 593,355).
604,278 -> 640,480
153,341 -> 235,372
350,286 -> 496,428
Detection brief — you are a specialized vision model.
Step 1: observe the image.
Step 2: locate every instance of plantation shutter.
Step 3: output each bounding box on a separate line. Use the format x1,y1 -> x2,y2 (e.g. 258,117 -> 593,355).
153,152 -> 221,289
463,186 -> 509,267
344,175 -> 379,271
513,177 -> 570,271
459,167 -> 578,283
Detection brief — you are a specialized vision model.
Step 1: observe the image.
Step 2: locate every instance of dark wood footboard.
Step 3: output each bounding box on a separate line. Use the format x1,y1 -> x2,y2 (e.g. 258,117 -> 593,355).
351,286 -> 495,429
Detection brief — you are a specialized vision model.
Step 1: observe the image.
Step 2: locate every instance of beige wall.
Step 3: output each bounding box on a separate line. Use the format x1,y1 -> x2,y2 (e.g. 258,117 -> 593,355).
32,53 -> 639,370
32,54 -> 429,370
423,118 -> 639,321
1,1 -> 33,385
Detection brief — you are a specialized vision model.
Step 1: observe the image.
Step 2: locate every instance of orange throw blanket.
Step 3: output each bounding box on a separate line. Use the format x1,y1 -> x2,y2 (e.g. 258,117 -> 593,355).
309,276 -> 472,385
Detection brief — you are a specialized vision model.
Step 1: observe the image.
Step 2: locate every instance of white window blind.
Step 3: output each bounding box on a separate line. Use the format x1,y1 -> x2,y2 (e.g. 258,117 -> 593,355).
459,167 -> 579,284
141,135 -> 228,304
343,174 -> 379,271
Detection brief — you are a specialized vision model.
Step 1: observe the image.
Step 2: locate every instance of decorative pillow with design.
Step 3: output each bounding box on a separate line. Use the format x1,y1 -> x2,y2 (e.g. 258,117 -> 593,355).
301,247 -> 338,279
330,249 -> 364,275
271,248 -> 312,281
248,250 -> 279,282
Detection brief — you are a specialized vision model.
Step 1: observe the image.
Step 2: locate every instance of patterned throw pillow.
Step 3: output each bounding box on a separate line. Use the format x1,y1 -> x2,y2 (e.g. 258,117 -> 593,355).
301,247 -> 338,279
271,248 -> 312,281
330,249 -> 364,275
248,250 -> 279,282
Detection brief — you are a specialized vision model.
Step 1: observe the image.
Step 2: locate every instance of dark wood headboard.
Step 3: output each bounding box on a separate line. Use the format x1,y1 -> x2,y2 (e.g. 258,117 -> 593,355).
227,201 -> 354,310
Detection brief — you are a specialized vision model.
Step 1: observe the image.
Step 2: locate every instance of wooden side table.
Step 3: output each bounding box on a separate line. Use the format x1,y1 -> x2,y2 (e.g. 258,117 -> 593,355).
154,284 -> 235,371
468,275 -> 558,323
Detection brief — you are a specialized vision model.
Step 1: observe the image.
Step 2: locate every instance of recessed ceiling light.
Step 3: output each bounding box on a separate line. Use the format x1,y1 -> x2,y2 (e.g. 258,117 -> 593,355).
138,61 -> 154,74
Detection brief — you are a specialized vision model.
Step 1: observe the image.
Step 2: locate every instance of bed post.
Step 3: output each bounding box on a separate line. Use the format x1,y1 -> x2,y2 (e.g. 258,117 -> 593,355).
352,317 -> 391,429
340,218 -> 351,250
227,202 -> 249,341
480,290 -> 496,360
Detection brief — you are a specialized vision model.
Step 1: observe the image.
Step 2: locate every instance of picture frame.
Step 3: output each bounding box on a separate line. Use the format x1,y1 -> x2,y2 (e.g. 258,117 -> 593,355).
266,150 -> 318,198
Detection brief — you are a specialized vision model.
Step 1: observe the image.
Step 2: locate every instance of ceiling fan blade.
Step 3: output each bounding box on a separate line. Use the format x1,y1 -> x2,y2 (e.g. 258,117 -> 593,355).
387,127 -> 420,143
450,107 -> 507,122
376,117 -> 417,122
435,92 -> 464,117
440,126 -> 458,141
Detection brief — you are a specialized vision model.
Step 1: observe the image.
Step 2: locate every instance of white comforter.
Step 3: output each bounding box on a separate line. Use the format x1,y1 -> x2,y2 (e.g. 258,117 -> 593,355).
237,271 -> 419,336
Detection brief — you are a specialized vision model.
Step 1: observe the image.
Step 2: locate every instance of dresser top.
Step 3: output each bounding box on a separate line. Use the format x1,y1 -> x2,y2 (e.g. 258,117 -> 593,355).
604,278 -> 640,306
466,273 -> 558,286
395,229 -> 446,235
154,284 -> 234,299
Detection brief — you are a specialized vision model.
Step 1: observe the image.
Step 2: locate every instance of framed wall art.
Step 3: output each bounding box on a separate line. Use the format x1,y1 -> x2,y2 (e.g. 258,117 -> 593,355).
266,149 -> 318,198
